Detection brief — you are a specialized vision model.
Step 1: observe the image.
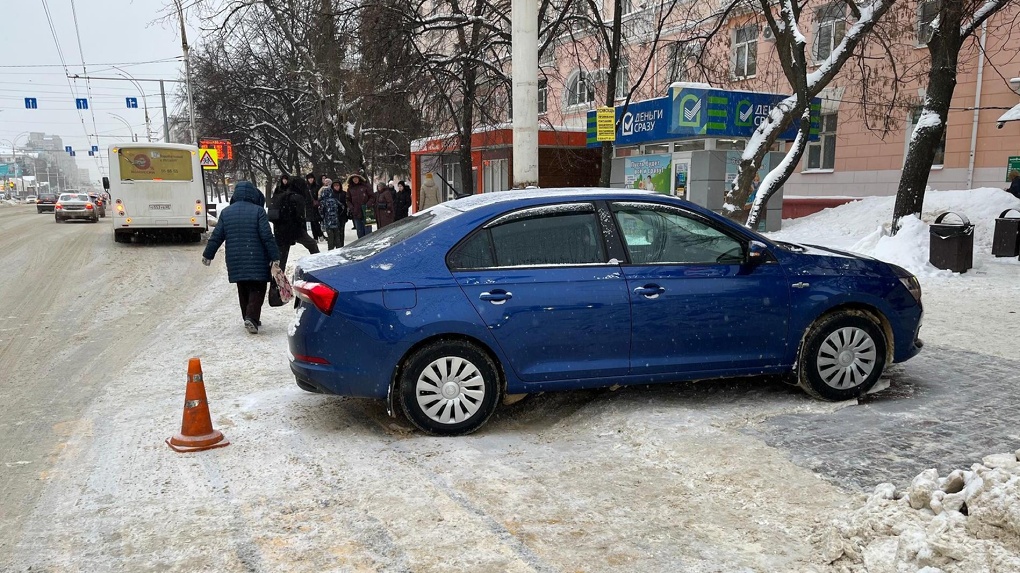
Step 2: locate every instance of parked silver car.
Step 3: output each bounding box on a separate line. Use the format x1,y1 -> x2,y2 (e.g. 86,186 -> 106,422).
55,193 -> 100,223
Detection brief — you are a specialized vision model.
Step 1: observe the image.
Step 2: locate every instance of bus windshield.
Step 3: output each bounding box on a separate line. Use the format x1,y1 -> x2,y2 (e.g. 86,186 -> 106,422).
117,147 -> 194,182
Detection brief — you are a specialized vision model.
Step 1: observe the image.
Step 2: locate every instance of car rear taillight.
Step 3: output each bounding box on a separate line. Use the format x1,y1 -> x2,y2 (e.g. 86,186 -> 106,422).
85,203 -> 94,210
55,203 -> 62,210
293,280 -> 338,315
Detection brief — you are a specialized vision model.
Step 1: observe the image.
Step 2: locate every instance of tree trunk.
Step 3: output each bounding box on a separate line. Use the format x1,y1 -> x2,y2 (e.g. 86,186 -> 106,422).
746,106 -> 812,228
893,31 -> 961,229
598,0 -> 624,188
459,68 -> 478,197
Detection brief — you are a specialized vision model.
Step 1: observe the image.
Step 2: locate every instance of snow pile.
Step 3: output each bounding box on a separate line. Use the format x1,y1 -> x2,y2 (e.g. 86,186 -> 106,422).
770,188 -> 1020,278
817,451 -> 1020,573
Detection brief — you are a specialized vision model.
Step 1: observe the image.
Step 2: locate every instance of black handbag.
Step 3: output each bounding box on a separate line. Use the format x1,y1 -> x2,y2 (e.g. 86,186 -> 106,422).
268,281 -> 285,307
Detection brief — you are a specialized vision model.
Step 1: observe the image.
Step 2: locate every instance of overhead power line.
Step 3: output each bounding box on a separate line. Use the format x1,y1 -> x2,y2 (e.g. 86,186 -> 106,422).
0,57 -> 182,69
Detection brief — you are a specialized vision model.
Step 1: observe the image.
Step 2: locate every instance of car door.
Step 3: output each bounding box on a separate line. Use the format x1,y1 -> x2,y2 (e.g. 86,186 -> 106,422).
449,203 -> 632,383
609,201 -> 790,376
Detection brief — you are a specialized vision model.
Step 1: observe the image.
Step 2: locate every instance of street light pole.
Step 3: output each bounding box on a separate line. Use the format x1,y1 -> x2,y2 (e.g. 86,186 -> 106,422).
112,66 -> 153,142
109,113 -> 138,142
175,0 -> 198,146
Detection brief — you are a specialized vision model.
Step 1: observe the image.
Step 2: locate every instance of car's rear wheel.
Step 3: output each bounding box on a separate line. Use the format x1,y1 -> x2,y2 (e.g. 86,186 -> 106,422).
54,216 -> 63,223
798,312 -> 886,401
398,340 -> 500,436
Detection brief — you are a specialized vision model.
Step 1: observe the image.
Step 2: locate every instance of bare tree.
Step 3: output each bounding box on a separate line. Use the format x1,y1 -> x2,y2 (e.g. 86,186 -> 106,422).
893,0 -> 1017,229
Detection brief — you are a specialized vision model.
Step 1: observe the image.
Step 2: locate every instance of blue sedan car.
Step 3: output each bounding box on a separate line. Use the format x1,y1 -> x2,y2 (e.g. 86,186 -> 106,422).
289,189 -> 923,435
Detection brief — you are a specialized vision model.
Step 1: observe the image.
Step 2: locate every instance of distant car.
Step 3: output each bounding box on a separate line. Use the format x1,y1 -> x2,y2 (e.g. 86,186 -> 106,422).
55,193 -> 100,223
36,193 -> 59,213
87,193 -> 107,217
287,189 -> 924,436
25,195 -> 37,204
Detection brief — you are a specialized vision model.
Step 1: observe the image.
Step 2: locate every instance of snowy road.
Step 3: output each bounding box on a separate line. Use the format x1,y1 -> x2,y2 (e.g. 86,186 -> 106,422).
1,197 -> 1018,572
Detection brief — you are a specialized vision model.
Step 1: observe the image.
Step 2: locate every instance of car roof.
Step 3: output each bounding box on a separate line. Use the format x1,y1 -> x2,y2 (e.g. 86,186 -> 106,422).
445,188 -> 668,213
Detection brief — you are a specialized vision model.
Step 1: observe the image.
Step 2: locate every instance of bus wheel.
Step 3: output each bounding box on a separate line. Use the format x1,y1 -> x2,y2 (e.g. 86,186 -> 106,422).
114,231 -> 130,243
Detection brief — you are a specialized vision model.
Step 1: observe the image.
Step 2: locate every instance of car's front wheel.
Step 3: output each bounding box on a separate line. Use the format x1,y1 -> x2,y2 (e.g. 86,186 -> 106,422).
398,340 -> 500,436
798,312 -> 887,401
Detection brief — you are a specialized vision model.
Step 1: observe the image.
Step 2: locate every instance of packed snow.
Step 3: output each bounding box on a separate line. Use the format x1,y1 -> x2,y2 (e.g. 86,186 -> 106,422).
770,187 -> 1020,280
816,451 -> 1020,572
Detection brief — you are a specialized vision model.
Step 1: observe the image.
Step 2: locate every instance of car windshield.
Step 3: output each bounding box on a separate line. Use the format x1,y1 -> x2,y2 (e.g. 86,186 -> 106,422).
298,205 -> 460,273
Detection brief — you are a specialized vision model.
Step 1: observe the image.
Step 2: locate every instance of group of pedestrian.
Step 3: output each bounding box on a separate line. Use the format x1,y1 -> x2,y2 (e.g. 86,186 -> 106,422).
346,174 -> 413,238
201,171 -> 416,334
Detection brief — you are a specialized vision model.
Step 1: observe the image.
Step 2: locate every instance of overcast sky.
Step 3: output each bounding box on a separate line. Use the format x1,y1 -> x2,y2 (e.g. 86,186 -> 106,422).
0,1 -> 205,182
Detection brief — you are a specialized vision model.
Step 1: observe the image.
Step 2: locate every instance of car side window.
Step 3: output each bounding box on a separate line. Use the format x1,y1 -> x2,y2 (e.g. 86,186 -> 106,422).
611,203 -> 745,265
489,212 -> 607,267
448,230 -> 495,270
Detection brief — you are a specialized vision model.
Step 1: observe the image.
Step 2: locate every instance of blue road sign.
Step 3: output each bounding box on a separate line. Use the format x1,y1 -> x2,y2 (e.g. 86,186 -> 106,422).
91,145 -> 99,152
24,97 -> 38,109
88,151 -> 95,157
75,98 -> 88,110
126,97 -> 138,109
70,151 -> 76,157
65,146 -> 73,153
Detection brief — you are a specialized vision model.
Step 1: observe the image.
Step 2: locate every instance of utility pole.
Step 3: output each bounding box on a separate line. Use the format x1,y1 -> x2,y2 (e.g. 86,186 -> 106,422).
511,0 -> 539,187
176,0 -> 198,146
159,80 -> 170,142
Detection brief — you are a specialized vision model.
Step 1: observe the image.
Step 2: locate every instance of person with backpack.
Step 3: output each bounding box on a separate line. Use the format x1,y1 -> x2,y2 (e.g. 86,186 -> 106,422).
201,181 -> 280,335
346,173 -> 375,238
317,178 -> 343,251
269,174 -> 319,270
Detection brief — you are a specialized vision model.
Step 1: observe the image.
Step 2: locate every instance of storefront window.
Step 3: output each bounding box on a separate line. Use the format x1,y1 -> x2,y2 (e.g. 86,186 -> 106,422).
714,139 -> 746,151
615,146 -> 639,158
642,144 -> 670,155
672,140 -> 705,152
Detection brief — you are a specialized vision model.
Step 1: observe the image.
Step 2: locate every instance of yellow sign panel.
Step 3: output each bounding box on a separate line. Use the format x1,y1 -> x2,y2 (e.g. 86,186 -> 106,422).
596,106 -> 616,142
199,148 -> 219,170
118,147 -> 194,181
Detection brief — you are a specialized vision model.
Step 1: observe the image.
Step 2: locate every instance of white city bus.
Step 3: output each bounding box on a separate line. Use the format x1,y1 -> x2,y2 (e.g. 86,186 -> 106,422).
106,143 -> 207,243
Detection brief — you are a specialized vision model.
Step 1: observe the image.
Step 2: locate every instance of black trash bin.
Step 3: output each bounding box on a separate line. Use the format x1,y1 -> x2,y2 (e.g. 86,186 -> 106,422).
991,208 -> 1020,258
929,212 -> 974,273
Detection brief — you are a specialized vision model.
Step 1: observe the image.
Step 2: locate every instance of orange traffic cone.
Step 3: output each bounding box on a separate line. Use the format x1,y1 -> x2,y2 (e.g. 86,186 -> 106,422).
166,357 -> 230,453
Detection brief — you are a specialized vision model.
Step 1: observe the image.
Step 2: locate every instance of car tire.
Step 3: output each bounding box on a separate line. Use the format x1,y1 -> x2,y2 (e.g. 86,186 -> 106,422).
798,312 -> 887,402
55,216 -> 63,223
398,340 -> 501,436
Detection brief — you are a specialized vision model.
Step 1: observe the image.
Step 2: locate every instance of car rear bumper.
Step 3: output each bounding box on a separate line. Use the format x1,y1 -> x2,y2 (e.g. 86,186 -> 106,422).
58,210 -> 97,219
37,205 -> 56,212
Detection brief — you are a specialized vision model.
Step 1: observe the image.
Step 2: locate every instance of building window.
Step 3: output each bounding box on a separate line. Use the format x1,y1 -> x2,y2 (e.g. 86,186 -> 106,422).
733,25 -> 758,79
665,42 -> 700,84
539,43 -> 555,67
538,78 -> 548,115
567,70 -> 596,107
621,0 -> 634,15
917,0 -> 941,45
806,112 -> 838,171
814,3 -> 847,61
909,107 -> 946,167
615,57 -> 629,100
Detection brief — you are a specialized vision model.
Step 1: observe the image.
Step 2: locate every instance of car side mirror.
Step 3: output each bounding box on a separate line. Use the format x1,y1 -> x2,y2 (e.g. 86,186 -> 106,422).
747,240 -> 770,263
102,177 -> 110,191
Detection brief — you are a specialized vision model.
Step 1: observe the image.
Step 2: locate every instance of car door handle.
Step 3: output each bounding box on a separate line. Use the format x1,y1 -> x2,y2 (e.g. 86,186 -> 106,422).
633,285 -> 665,297
479,290 -> 512,304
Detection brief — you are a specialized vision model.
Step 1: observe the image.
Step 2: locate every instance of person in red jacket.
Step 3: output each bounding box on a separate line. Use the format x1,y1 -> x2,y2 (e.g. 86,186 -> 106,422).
346,173 -> 375,238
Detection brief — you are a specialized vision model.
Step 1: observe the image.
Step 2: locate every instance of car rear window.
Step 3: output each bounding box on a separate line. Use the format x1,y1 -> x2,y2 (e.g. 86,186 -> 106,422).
298,205 -> 460,273
40,194 -> 57,201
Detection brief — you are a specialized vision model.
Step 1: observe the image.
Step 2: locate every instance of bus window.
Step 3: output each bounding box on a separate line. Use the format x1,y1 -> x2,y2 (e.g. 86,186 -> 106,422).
117,147 -> 194,182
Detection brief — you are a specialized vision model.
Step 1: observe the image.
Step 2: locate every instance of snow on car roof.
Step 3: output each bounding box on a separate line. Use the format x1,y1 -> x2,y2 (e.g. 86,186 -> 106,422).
445,188 -> 659,212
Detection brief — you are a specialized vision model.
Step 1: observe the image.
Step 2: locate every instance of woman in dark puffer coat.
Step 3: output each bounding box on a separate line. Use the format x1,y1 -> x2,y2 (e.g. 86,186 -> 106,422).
202,181 -> 281,334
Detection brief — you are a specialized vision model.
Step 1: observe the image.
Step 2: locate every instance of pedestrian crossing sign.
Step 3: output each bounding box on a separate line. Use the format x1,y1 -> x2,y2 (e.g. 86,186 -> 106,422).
199,148 -> 218,170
